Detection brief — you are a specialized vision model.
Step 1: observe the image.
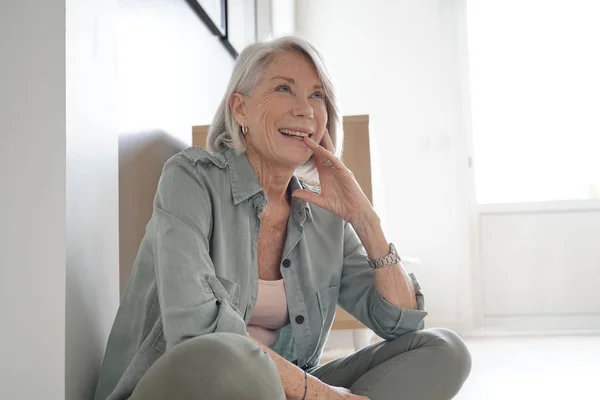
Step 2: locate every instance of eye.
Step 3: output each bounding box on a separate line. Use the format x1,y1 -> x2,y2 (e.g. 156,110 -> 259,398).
275,84 -> 292,93
311,91 -> 326,100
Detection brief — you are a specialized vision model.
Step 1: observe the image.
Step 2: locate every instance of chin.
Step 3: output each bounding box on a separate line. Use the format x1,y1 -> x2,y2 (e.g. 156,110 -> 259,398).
279,152 -> 311,170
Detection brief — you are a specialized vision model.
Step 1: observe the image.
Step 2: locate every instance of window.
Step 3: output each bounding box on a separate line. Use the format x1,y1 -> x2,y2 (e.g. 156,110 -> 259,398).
466,1 -> 600,204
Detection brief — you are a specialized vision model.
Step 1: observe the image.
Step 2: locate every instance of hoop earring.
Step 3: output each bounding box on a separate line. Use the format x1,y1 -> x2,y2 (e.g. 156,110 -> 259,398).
241,125 -> 248,135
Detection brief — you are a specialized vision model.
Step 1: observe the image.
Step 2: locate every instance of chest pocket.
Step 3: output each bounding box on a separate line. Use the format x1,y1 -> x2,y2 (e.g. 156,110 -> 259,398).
317,285 -> 340,329
215,275 -> 240,306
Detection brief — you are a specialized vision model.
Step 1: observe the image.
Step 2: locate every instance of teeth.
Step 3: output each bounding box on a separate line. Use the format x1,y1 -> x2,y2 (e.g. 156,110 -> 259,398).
279,128 -> 310,138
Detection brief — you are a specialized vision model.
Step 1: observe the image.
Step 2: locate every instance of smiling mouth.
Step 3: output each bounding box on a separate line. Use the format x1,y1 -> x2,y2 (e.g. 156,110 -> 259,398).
279,128 -> 313,139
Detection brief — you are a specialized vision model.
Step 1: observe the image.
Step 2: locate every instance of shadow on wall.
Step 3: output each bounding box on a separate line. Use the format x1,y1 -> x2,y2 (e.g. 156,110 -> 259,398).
66,254 -> 110,400
119,131 -> 187,297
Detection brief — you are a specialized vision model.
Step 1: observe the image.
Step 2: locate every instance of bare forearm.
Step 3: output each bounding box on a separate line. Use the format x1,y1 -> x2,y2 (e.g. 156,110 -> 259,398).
248,336 -> 330,400
372,262 -> 417,309
351,212 -> 417,309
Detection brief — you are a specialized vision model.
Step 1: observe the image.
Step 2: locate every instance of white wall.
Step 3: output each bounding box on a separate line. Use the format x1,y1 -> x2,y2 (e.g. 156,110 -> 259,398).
1,1 -> 120,398
296,0 -> 473,333
272,0 -> 296,37
0,2 -> 66,399
481,209 -> 600,316
475,203 -> 600,334
65,0 -> 120,399
118,0 -> 234,293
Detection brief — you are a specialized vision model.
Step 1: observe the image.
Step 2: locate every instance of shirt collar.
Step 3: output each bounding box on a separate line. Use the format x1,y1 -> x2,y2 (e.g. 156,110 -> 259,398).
223,148 -> 263,205
222,148 -> 313,224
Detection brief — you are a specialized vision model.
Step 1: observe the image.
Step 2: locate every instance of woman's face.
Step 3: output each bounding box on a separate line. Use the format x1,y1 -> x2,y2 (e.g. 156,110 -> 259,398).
235,51 -> 328,169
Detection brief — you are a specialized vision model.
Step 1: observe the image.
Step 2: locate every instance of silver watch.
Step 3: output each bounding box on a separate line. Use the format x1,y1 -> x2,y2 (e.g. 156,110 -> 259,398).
367,243 -> 401,269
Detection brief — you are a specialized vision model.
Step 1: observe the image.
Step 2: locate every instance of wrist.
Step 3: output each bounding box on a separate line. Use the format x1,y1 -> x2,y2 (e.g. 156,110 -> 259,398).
350,212 -> 389,260
349,208 -> 379,235
304,374 -> 331,400
299,370 -> 308,400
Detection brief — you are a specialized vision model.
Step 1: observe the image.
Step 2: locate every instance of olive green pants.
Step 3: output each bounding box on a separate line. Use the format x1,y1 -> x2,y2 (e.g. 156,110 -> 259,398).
130,328 -> 471,400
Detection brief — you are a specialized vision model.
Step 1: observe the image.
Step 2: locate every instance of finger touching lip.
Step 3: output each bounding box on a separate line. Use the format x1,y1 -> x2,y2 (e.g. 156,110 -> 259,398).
302,136 -> 318,148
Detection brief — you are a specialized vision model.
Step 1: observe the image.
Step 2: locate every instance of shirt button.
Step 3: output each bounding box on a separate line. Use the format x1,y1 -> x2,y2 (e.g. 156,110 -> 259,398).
295,315 -> 305,324
282,259 -> 291,268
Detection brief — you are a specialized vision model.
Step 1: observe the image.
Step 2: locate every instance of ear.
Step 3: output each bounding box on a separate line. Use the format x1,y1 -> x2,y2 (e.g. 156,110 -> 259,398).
229,93 -> 248,126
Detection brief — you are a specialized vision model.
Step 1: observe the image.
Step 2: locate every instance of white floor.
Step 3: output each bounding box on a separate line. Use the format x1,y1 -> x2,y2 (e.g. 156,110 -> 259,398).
456,335 -> 600,399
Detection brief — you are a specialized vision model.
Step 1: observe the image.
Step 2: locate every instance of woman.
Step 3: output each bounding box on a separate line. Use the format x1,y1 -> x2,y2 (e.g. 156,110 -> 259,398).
95,36 -> 471,400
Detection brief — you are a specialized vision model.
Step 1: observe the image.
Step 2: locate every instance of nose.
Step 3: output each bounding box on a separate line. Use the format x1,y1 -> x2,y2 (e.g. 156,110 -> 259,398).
291,96 -> 314,119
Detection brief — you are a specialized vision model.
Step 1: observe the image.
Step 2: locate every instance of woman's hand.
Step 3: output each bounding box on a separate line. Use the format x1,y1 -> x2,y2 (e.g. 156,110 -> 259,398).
292,131 -> 375,226
326,385 -> 370,400
303,371 -> 370,400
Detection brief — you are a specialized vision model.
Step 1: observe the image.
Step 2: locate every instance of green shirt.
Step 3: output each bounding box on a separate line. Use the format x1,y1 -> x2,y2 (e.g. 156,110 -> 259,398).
94,147 -> 427,400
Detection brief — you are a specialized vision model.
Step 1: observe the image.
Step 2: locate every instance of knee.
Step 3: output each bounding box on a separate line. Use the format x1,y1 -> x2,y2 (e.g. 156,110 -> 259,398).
133,333 -> 283,399
167,332 -> 260,371
158,333 -> 280,397
424,328 -> 472,382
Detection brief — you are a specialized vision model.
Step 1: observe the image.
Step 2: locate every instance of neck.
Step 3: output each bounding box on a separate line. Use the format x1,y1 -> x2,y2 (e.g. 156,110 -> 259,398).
245,149 -> 294,207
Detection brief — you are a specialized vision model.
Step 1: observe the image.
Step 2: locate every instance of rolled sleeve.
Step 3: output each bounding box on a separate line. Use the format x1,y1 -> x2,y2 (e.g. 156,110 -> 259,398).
153,155 -> 247,350
369,273 -> 427,338
338,222 -> 428,340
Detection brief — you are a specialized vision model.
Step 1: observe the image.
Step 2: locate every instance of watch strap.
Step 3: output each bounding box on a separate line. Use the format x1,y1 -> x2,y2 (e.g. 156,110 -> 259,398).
367,243 -> 401,269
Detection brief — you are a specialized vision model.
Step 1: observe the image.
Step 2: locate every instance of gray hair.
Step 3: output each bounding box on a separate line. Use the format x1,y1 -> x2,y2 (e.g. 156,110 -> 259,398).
206,36 -> 343,184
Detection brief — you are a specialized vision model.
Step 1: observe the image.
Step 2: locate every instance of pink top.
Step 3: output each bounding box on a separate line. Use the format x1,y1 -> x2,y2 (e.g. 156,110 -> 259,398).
246,279 -> 289,348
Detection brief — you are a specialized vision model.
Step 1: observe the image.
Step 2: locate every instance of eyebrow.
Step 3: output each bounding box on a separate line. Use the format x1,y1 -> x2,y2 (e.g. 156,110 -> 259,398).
271,76 -> 324,90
